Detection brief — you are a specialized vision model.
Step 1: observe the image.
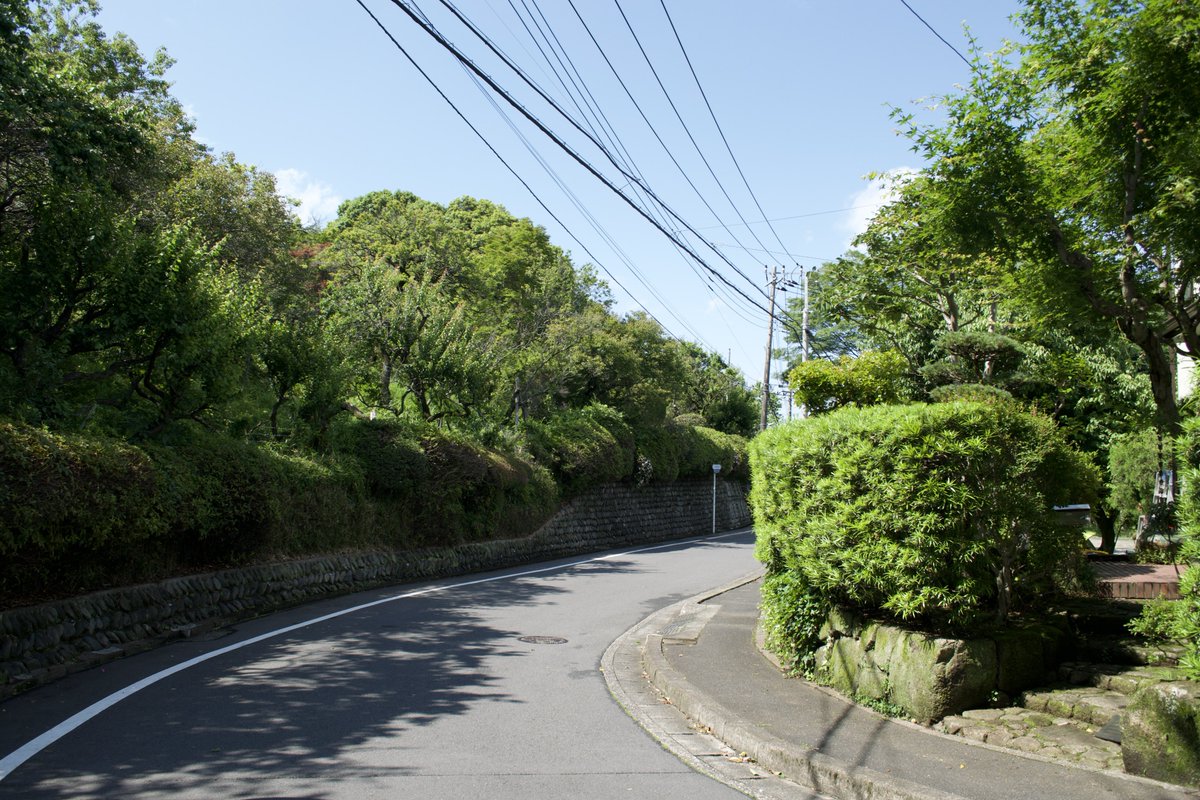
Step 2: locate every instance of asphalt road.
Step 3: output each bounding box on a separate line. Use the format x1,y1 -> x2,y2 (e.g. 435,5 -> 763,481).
0,531 -> 762,799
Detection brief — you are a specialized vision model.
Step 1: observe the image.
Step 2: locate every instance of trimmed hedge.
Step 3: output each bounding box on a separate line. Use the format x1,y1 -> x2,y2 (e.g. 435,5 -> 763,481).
0,418 -> 558,604
752,401 -> 1097,672
521,404 -> 749,492
521,404 -> 635,495
0,402 -> 744,605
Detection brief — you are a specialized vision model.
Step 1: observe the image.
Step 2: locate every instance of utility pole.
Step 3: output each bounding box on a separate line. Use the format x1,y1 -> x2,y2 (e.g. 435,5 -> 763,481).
760,266 -> 779,431
799,266 -> 810,419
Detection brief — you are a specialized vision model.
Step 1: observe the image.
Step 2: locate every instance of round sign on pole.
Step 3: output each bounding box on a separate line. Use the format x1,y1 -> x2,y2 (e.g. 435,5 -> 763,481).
712,463 -> 722,473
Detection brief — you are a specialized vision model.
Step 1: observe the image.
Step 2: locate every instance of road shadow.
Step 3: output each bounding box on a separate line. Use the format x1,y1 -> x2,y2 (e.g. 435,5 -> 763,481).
4,554 -> 650,799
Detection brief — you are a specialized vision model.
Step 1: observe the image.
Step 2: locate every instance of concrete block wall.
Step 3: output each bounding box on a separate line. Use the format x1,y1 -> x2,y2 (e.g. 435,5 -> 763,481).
0,479 -> 750,699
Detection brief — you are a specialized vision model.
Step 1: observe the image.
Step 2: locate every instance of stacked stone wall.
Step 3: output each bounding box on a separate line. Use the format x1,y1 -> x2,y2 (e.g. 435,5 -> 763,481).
0,479 -> 749,699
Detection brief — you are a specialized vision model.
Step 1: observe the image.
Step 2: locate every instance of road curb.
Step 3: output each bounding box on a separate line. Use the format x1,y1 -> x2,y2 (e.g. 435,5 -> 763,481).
611,575 -> 1200,800
608,572 -> 967,800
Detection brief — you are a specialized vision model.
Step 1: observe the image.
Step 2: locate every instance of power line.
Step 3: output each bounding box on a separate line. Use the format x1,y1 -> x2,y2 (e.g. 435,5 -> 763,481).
696,204 -> 874,230
565,0 -> 769,272
897,0 -> 973,68
357,0 -> 729,352
610,0 -> 778,275
656,0 -> 795,259
385,0 -> 784,323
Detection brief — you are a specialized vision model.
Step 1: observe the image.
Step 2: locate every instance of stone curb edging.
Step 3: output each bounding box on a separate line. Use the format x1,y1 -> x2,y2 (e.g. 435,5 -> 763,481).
1,480 -> 751,702
620,577 -> 1199,800
601,567 -> 818,800
634,577 -> 967,800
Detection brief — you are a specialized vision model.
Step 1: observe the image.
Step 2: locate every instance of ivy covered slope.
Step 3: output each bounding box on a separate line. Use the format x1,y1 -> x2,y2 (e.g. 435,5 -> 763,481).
751,402 -> 1097,674
0,2 -> 758,606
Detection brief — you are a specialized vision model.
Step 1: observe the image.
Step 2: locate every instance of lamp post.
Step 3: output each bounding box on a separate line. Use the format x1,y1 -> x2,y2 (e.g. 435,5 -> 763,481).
712,463 -> 722,534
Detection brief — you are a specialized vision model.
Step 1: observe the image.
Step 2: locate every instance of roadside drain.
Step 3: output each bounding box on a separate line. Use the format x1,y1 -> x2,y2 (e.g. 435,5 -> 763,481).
518,636 -> 568,645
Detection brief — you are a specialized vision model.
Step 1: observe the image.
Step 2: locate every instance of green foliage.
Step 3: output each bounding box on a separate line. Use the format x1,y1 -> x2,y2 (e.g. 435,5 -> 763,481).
0,4 -> 759,603
760,570 -> 830,678
892,0 -> 1200,435
928,383 -> 1014,405
0,421 -> 164,558
521,404 -> 635,495
674,424 -> 749,481
921,330 -> 1025,391
752,402 -> 1098,644
1107,429 -> 1162,535
787,350 -> 911,414
1130,417 -> 1200,679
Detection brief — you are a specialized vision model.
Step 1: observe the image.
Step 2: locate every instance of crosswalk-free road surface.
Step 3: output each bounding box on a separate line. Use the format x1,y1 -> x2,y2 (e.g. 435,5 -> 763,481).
0,531 -> 763,799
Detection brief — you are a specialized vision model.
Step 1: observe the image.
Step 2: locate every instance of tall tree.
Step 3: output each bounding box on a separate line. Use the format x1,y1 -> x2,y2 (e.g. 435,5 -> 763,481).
896,0 -> 1200,435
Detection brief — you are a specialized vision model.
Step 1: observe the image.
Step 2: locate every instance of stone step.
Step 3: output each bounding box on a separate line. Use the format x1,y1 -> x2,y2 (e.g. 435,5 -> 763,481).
1062,596 -> 1149,636
1020,685 -> 1128,727
938,707 -> 1123,772
1058,661 -> 1188,696
1073,634 -> 1182,667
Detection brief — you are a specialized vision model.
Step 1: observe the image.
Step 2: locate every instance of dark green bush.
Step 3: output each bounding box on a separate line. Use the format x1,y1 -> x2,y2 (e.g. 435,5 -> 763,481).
0,417 -> 559,604
752,402 -> 1098,644
1129,418 -> 1200,679
675,424 -> 749,480
631,422 -> 681,483
418,429 -> 557,544
338,418 -> 430,499
0,422 -> 165,557
522,404 -> 635,494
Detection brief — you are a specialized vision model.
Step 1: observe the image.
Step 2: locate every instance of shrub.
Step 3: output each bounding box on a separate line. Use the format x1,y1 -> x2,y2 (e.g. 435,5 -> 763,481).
522,404 -> 634,494
0,422 -> 165,557
418,429 -> 558,543
337,417 -> 430,500
675,424 -> 749,481
1129,418 -> 1200,679
751,401 -> 1098,652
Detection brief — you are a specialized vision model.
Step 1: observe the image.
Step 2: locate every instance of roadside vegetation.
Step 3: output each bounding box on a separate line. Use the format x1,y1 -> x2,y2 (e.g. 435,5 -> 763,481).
0,1 -> 756,606
757,0 -> 1200,676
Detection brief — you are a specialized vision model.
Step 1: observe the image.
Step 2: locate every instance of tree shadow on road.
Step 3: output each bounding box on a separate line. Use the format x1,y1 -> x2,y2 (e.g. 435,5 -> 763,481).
5,555 -> 650,800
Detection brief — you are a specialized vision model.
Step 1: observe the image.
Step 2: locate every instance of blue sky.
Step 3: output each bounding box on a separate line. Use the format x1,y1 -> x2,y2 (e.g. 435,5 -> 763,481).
93,0 -> 1023,393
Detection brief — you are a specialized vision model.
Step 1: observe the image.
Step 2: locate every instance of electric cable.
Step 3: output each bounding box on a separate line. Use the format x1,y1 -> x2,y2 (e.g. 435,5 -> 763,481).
897,0 -> 973,68
417,0 -> 773,305
562,0 -> 767,275
354,0 -> 692,343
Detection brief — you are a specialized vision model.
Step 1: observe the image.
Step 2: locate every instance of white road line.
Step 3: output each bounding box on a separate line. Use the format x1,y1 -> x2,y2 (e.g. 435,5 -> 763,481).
0,530 -> 751,781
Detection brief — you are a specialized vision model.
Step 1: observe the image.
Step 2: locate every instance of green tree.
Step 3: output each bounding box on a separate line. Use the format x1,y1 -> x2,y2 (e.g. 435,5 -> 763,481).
895,0 -> 1200,436
787,350 -> 911,415
323,265 -> 491,422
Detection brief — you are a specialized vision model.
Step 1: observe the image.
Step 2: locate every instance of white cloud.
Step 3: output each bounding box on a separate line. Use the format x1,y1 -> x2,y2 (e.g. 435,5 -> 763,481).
841,168 -> 916,250
273,168 -> 343,228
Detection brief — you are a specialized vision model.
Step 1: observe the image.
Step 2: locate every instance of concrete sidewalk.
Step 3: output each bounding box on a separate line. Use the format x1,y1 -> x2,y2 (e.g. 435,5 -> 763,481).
603,574 -> 1199,800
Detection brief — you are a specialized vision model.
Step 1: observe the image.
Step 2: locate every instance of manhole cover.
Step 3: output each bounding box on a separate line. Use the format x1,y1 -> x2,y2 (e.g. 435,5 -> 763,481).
518,635 -> 568,645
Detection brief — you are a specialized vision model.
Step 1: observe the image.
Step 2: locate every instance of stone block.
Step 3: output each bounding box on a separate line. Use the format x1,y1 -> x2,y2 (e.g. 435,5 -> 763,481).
1122,680 -> 1200,787
994,627 -> 1050,694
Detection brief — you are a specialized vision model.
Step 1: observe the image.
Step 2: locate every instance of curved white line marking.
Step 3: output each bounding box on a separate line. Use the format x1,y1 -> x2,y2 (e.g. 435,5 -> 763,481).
0,530 -> 751,780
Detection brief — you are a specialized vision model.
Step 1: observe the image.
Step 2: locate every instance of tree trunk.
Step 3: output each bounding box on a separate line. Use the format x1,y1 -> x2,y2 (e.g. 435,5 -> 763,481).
379,355 -> 392,409
1092,505 -> 1118,554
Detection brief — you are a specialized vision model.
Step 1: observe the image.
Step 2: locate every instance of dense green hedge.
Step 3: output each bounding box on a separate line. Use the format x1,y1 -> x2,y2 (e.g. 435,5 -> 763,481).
0,402 -> 747,604
751,402 -> 1097,672
521,403 -> 748,493
521,404 -> 635,494
0,419 -> 558,602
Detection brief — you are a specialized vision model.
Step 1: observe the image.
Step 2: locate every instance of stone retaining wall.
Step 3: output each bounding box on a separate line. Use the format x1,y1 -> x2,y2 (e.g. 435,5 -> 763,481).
816,606 -> 1070,724
0,479 -> 749,699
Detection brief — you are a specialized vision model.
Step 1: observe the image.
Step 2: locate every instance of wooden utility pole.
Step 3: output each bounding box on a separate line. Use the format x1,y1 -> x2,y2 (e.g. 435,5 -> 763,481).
760,266 -> 779,431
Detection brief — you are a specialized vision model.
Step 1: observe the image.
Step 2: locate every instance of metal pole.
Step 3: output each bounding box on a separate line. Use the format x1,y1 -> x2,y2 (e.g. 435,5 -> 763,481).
760,267 -> 778,431
712,470 -> 717,534
799,267 -> 810,419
